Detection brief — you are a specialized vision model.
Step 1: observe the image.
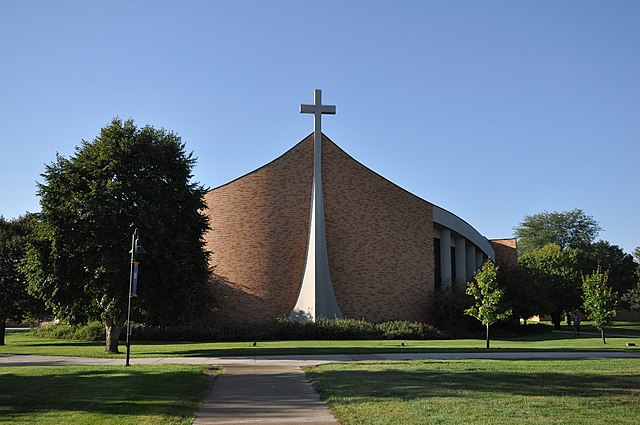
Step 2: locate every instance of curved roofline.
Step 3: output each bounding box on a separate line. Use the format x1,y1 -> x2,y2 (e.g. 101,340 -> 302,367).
433,206 -> 495,259
207,133 -> 314,192
208,133 -> 495,258
325,136 -> 495,259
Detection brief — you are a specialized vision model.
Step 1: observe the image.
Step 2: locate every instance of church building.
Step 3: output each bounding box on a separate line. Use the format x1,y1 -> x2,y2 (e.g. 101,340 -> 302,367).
203,90 -> 516,324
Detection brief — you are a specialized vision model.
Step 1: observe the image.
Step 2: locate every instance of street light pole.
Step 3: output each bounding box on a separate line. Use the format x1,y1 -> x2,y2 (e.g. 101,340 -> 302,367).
125,228 -> 143,367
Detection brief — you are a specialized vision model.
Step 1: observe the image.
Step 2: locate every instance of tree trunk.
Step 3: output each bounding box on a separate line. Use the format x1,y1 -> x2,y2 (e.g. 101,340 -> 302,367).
601,328 -> 607,345
550,311 -> 562,330
0,318 -> 6,346
486,323 -> 490,349
105,317 -> 123,353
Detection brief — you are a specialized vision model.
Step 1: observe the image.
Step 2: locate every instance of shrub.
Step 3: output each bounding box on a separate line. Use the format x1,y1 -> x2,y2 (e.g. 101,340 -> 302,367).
376,321 -> 443,339
72,322 -> 105,340
429,289 -> 479,336
30,322 -> 104,341
29,318 -> 446,342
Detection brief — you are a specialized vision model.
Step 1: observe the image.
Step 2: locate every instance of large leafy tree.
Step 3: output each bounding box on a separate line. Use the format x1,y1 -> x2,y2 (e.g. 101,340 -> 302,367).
582,267 -> 618,344
518,244 -> 581,329
622,283 -> 640,313
499,265 -> 548,324
22,118 -> 211,353
581,241 -> 637,294
514,209 -> 601,253
465,260 -> 512,349
0,214 -> 43,345
622,246 -> 640,313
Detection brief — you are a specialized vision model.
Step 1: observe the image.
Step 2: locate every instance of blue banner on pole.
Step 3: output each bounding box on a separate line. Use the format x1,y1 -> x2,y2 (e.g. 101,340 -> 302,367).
132,262 -> 139,297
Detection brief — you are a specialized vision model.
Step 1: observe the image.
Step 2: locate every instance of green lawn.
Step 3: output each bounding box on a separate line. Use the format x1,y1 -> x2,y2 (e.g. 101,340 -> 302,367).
1,322 -> 639,358
305,358 -> 640,425
0,364 -> 218,425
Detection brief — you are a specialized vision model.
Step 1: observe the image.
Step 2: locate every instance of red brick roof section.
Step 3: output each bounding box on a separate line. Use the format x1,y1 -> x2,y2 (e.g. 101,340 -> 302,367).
489,239 -> 518,270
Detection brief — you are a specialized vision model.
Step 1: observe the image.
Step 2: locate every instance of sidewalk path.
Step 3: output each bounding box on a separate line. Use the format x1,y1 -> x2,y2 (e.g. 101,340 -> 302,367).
192,363 -> 338,425
2,351 -> 640,425
2,351 -> 640,367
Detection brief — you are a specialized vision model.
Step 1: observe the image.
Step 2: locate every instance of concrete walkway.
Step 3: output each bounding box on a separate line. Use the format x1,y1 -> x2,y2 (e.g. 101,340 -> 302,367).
193,363 -> 338,425
2,351 -> 640,425
3,351 -> 640,367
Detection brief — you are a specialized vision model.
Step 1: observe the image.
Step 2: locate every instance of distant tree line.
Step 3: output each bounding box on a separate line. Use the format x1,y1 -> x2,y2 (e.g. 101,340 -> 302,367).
438,209 -> 639,346
507,208 -> 638,330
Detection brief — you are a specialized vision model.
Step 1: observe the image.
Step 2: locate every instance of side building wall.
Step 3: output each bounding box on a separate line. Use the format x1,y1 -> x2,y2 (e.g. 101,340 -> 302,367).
489,238 -> 518,270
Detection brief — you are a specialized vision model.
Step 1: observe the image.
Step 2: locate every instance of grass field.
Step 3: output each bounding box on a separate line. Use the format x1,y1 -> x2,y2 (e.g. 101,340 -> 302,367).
0,364 -> 218,425
305,358 -> 640,425
1,322 -> 638,358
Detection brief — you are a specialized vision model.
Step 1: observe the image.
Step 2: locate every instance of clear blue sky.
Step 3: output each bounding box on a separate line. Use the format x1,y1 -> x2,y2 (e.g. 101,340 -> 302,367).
1,1 -> 638,254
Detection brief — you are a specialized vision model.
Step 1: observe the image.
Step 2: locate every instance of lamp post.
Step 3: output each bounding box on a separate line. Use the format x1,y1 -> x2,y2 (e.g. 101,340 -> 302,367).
125,228 -> 145,367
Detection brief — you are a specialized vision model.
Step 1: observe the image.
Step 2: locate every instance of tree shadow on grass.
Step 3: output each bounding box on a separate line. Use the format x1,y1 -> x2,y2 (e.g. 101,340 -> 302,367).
0,366 -> 214,421
305,360 -> 640,404
132,344 -> 639,358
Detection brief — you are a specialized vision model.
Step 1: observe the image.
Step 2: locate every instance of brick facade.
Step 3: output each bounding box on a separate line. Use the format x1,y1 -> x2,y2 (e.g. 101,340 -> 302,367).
489,238 -> 518,270
203,134 -> 435,323
323,139 -> 434,322
203,139 -> 313,322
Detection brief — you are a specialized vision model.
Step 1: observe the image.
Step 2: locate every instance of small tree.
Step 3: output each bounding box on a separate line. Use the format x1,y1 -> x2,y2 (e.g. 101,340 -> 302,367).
582,267 -> 618,344
465,260 -> 512,349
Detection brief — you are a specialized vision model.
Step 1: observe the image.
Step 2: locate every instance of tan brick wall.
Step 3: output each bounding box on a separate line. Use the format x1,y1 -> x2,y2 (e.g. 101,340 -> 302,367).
323,139 -> 434,322
203,137 -> 313,322
203,134 -> 435,323
489,239 -> 518,270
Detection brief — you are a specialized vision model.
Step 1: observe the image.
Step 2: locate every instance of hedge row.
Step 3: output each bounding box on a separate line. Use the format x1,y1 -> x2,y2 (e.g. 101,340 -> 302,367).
30,318 -> 446,342
30,322 -> 105,341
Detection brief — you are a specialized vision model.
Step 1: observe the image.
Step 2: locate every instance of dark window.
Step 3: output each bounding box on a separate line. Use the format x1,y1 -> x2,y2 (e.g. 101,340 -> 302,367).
433,238 -> 441,290
451,246 -> 456,284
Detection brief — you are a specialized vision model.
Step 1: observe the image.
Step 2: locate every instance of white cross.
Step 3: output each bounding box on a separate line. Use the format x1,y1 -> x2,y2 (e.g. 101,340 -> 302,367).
300,89 -> 335,142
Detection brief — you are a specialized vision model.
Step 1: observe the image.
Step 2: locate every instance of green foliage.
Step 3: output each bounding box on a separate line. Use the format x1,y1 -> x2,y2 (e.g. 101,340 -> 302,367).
374,321 -> 443,339
29,321 -> 105,341
429,289 -> 476,335
30,318 -> 446,342
465,260 -> 512,327
517,243 -> 582,329
581,241 -> 637,294
582,267 -> 618,332
514,208 -> 601,253
499,264 -> 547,322
0,214 -> 46,344
21,118 -> 211,351
622,282 -> 640,312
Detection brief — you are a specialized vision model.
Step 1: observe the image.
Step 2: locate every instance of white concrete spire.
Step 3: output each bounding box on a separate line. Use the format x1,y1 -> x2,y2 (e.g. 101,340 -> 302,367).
290,89 -> 343,321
